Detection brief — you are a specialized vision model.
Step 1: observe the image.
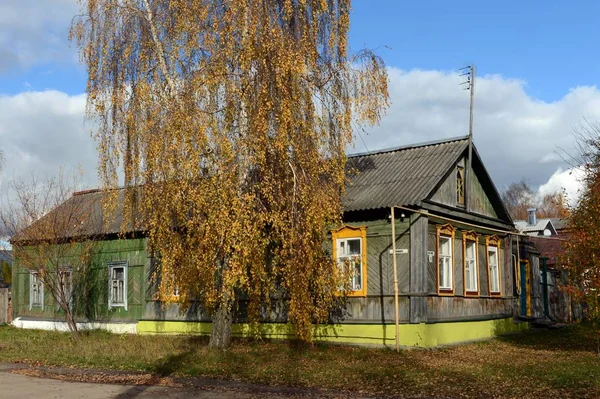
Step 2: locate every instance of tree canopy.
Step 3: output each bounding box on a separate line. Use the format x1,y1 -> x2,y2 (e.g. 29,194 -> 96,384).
562,122 -> 600,338
501,179 -> 568,221
72,0 -> 389,347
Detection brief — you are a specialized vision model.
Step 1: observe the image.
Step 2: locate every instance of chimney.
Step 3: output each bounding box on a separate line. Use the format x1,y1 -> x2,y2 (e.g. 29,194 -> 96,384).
527,208 -> 537,226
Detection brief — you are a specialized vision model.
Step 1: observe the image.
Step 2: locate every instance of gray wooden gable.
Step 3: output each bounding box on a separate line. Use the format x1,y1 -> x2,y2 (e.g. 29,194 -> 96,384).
425,145 -> 512,224
344,136 -> 512,226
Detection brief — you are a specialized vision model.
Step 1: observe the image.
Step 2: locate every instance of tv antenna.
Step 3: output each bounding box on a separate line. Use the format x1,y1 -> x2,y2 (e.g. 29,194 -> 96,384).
459,65 -> 475,211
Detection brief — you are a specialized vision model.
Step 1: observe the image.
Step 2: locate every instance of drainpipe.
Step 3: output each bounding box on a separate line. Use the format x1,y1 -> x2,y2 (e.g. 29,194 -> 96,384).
391,206 -> 400,352
540,257 -> 556,322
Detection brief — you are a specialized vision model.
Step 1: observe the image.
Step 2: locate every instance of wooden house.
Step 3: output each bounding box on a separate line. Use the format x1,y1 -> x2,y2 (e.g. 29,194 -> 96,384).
11,136 -> 532,347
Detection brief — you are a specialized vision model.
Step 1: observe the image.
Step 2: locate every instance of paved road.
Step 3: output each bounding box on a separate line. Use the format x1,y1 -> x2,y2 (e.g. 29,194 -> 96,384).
0,371 -> 267,398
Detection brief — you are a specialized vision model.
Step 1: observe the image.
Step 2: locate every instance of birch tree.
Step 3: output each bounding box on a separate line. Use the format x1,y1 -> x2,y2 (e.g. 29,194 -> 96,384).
1,173 -> 99,338
72,0 -> 389,348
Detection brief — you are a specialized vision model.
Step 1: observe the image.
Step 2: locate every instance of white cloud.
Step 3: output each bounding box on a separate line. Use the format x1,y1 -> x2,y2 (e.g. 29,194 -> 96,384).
0,0 -> 80,72
0,68 -> 598,207
357,68 -> 600,194
538,167 -> 584,207
0,90 -> 96,189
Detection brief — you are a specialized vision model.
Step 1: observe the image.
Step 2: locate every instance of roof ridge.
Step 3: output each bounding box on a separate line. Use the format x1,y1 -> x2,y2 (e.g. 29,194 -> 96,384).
348,135 -> 469,158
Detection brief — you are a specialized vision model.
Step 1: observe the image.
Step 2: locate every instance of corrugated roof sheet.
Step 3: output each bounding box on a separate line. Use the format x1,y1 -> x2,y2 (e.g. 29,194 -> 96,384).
343,137 -> 469,212
14,136 -> 472,241
12,188 -> 140,243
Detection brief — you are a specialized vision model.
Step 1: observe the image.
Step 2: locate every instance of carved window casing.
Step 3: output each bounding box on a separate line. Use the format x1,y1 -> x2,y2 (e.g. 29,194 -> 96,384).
436,224 -> 455,295
331,225 -> 368,297
462,231 -> 479,296
486,235 -> 502,296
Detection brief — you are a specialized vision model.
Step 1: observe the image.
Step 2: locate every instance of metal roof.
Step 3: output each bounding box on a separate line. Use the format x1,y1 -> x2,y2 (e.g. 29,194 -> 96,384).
11,188 -> 140,243
343,136 -> 469,212
514,219 -> 557,235
14,136 -> 475,241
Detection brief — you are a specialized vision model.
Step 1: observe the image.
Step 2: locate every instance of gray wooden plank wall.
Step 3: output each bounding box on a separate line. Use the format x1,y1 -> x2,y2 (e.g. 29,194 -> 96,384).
478,243 -> 489,296
427,296 -> 515,321
0,288 -> 8,323
409,214 -> 428,323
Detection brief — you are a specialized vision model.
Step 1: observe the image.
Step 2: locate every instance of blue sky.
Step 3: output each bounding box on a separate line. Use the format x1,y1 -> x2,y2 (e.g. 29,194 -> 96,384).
350,1 -> 600,103
0,0 -> 597,202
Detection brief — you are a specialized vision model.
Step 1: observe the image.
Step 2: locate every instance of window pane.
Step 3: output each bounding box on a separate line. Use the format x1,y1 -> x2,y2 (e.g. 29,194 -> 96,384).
347,239 -> 361,255
353,260 -> 362,290
439,256 -> 452,289
488,247 -> 499,292
466,242 -> 475,259
488,248 -> 497,265
440,237 -> 451,255
335,235 -> 364,293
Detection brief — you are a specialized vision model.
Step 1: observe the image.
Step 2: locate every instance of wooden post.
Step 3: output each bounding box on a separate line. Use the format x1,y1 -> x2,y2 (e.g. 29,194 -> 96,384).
391,207 -> 400,352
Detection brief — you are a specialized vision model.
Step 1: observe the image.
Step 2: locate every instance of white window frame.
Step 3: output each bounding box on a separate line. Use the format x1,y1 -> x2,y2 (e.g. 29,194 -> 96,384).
29,271 -> 44,310
488,245 -> 500,294
336,237 -> 364,292
465,241 -> 478,293
438,236 -> 453,291
57,267 -> 73,309
108,261 -> 128,310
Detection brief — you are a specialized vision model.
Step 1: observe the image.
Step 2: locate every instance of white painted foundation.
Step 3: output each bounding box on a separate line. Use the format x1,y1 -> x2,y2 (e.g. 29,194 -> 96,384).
11,317 -> 137,334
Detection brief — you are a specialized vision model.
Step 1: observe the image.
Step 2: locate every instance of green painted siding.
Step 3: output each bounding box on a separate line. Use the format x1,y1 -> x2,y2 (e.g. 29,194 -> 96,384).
12,238 -> 148,323
12,216 -> 513,327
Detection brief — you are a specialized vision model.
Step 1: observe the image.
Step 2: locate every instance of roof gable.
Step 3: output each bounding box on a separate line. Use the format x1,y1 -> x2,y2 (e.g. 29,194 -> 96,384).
515,218 -> 558,236
343,137 -> 469,212
426,147 -> 512,223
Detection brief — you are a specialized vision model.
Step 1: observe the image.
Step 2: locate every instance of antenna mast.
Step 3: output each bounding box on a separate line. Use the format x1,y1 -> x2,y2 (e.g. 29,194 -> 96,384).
460,65 -> 475,212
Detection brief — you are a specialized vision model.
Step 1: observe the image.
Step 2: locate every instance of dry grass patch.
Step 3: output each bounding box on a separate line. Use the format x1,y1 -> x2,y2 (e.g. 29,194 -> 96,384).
0,324 -> 599,398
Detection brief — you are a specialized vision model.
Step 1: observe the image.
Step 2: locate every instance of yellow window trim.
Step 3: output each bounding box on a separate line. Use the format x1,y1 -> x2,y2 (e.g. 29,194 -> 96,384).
436,223 -> 455,296
485,235 -> 502,296
462,230 -> 480,297
331,225 -> 367,297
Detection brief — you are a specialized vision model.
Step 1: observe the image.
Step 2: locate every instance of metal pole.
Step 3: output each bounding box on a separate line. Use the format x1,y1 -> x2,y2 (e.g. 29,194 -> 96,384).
391,207 -> 400,352
465,65 -> 475,213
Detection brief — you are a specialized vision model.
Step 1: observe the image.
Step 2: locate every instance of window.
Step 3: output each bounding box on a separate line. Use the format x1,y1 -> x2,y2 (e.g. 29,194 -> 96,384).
337,238 -> 363,291
437,224 -> 455,294
165,272 -> 180,301
331,225 -> 367,297
57,267 -> 73,306
463,231 -> 478,295
456,166 -> 465,205
108,261 -> 128,310
486,236 -> 502,295
29,272 -> 44,310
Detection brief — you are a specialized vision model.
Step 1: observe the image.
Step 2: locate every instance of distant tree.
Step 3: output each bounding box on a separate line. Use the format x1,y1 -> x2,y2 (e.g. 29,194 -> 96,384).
537,191 -> 569,220
501,180 -> 568,220
0,172 -> 99,338
502,180 -> 536,220
561,119 -> 600,354
72,0 -> 389,348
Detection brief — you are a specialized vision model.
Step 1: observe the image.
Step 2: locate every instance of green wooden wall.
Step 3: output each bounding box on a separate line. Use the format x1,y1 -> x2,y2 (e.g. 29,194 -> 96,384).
12,238 -> 147,323
11,215 -> 515,326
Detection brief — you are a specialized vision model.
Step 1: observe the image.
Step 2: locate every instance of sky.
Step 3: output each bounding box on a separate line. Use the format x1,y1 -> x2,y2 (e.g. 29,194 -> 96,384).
1,1 -> 598,205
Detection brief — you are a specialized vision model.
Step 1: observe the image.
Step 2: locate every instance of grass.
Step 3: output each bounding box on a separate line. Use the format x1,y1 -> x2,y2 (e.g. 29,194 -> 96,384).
1,324 -> 600,398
